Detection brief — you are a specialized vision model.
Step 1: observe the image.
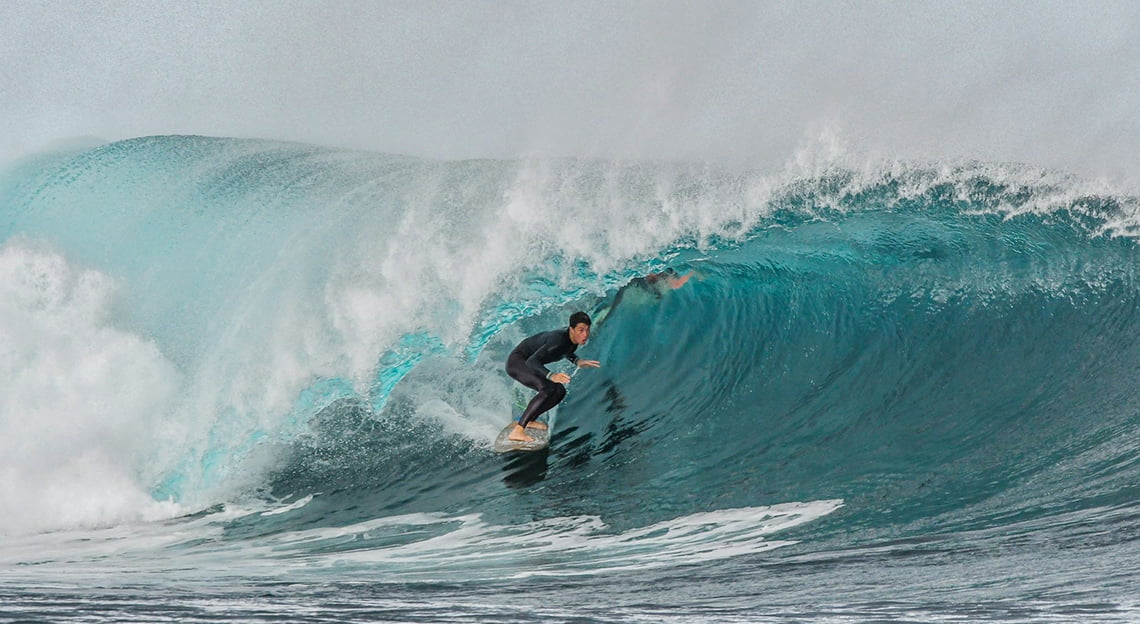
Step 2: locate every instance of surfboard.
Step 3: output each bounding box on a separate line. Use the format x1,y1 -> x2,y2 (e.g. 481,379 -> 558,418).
493,423 -> 550,453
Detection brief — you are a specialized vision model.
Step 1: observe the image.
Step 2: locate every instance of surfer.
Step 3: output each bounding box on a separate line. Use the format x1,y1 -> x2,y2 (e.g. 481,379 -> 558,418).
506,311 -> 600,442
606,267 -> 695,315
643,267 -> 694,291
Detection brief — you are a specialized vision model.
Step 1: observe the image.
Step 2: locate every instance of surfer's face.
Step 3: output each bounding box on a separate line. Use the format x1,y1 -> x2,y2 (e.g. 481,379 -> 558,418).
569,322 -> 590,345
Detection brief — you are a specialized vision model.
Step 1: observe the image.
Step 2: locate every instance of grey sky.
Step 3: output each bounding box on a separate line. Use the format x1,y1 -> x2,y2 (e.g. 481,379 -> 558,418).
3,1 -> 1139,181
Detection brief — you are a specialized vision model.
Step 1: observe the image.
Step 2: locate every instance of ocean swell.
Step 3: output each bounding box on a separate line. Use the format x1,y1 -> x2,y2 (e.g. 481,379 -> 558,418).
1,136 -> 1139,548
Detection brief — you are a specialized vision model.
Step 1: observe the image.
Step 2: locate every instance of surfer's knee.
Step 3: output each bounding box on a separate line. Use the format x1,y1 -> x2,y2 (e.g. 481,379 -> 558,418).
550,383 -> 567,403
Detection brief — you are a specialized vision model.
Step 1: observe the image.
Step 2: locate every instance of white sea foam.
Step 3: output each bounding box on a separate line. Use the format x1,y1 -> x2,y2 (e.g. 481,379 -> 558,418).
0,239 -> 184,534
0,498 -> 843,586
289,500 -> 845,581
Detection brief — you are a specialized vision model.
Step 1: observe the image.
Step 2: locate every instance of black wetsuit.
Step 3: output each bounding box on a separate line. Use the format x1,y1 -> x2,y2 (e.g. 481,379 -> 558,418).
506,328 -> 580,426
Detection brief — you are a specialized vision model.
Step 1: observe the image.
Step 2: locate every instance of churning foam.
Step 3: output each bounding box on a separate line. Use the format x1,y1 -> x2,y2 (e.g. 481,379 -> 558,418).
0,239 -> 183,534
259,499 -> 846,582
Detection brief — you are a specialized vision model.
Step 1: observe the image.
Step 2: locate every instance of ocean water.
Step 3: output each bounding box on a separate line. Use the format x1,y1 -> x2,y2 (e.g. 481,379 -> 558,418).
2,135 -> 1140,622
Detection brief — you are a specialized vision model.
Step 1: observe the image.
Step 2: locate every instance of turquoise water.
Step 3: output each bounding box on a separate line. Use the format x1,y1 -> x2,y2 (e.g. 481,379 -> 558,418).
2,136 -> 1139,621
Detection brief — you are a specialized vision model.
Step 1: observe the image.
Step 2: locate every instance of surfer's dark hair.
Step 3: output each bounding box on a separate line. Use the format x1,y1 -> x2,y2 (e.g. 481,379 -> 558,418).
569,311 -> 591,327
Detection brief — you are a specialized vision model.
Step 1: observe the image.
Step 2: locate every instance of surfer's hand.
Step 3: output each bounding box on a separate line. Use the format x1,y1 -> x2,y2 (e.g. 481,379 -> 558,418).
550,372 -> 572,384
577,360 -> 601,369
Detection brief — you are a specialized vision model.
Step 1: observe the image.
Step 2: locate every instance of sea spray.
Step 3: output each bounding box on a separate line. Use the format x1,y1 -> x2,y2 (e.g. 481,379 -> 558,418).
0,239 -> 181,534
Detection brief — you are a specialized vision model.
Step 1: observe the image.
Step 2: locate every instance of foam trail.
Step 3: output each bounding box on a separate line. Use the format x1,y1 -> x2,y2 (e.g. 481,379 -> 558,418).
0,500 -> 843,586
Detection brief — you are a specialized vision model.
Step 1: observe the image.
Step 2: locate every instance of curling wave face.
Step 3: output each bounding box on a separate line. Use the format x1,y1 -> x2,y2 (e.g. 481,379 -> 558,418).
1,137 -> 1139,588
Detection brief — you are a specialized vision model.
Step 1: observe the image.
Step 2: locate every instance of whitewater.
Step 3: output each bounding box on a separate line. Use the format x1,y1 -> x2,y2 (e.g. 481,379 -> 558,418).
1,133 -> 1139,622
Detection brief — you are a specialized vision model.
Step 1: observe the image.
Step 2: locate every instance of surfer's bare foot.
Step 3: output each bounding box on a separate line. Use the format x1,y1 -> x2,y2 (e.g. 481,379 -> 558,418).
525,421 -> 548,430
507,424 -> 534,443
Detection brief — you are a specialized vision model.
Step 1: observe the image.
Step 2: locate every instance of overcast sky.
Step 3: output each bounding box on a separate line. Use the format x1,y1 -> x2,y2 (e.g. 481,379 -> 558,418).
3,1 -> 1139,181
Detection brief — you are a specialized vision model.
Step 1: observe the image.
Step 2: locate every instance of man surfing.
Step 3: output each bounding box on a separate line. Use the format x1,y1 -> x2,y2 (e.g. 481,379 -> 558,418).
505,311 -> 600,442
